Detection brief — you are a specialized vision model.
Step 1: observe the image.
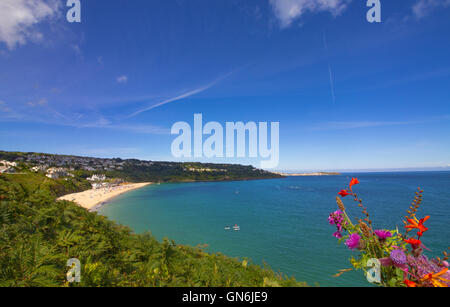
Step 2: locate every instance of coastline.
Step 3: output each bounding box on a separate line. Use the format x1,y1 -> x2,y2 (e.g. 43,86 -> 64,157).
57,177 -> 279,212
58,182 -> 152,211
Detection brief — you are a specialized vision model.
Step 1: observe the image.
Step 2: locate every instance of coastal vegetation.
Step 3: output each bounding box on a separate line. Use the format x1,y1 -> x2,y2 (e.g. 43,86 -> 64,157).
0,172 -> 305,287
329,178 -> 450,287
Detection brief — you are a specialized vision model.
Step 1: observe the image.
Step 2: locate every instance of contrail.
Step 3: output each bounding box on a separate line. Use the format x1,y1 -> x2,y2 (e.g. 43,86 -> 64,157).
127,71 -> 233,118
328,64 -> 336,105
323,31 -> 335,104
322,31 -> 328,50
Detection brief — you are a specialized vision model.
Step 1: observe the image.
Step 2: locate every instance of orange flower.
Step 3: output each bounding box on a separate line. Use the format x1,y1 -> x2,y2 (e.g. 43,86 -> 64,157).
403,279 -> 417,287
349,178 -> 359,190
421,268 -> 450,287
405,215 -> 429,237
338,190 -> 352,197
404,238 -> 422,248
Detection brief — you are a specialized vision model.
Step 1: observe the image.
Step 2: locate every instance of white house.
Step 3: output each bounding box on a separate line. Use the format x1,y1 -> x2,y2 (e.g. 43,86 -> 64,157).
87,174 -> 106,182
0,160 -> 18,174
31,165 -> 48,172
46,168 -> 72,179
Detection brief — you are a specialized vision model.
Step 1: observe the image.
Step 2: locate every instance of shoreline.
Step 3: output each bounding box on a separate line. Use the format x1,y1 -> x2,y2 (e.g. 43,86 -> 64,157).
58,182 -> 152,211
57,177 -> 278,212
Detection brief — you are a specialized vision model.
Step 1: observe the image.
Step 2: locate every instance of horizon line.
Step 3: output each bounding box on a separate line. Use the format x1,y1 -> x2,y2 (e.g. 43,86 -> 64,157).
1,149 -> 449,173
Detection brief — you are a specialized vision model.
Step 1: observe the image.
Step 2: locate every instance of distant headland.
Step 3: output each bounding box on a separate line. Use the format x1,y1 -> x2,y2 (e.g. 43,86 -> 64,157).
275,172 -> 341,176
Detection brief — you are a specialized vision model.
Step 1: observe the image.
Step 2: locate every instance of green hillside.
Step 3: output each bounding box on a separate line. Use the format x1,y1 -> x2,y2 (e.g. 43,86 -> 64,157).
0,173 -> 306,287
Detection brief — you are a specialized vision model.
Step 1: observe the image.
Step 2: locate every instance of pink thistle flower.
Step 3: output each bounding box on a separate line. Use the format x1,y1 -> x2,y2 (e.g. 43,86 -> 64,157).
374,229 -> 392,240
345,233 -> 361,250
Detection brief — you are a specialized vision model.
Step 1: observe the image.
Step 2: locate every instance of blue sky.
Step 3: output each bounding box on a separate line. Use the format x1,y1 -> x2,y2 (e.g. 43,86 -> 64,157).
0,0 -> 450,171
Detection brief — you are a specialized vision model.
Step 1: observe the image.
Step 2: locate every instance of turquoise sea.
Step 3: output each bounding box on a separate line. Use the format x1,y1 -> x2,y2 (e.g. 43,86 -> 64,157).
98,172 -> 450,286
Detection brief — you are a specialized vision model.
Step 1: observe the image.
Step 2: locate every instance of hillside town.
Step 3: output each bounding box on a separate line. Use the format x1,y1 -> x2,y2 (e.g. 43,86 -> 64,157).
3,152 -> 132,171
0,151 -> 280,184
0,152 -> 124,188
0,151 -> 158,173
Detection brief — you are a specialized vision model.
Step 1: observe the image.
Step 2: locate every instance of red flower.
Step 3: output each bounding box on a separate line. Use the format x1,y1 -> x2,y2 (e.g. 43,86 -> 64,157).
349,178 -> 360,190
405,215 -> 429,238
403,279 -> 417,287
338,190 -> 352,197
404,238 -> 422,248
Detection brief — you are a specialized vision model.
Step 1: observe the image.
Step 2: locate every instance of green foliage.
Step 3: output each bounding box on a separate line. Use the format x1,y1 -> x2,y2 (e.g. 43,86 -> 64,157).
0,174 -> 306,287
105,162 -> 280,183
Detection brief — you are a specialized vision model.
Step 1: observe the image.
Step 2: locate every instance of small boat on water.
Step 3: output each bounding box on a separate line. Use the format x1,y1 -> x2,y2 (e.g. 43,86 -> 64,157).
224,226 -> 231,230
233,224 -> 240,231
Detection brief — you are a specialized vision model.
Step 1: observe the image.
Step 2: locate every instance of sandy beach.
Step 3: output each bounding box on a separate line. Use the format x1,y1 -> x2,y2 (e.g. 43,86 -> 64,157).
58,182 -> 152,211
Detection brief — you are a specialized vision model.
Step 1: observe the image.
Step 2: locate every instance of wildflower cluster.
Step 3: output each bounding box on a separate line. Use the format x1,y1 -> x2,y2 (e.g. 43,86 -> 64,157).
328,179 -> 450,287
328,210 -> 345,238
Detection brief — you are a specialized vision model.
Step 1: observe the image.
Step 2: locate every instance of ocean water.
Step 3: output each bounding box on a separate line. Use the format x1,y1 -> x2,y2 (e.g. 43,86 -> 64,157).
98,172 -> 450,286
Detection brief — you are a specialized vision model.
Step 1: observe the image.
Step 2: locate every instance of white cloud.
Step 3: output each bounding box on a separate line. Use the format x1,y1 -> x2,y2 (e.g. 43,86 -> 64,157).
0,0 -> 60,49
269,0 -> 351,28
412,0 -> 450,18
116,75 -> 128,84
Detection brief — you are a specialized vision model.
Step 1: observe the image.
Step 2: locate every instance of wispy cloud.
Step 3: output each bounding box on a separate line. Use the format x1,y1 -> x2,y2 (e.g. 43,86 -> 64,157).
128,71 -> 233,118
0,100 -> 11,112
311,115 -> 450,131
0,112 -> 170,135
269,0 -> 351,28
116,75 -> 128,84
345,67 -> 450,94
0,0 -> 60,49
72,44 -> 83,60
80,120 -> 169,135
310,120 -> 416,131
27,98 -> 48,107
412,0 -> 450,18
0,102 -> 169,135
